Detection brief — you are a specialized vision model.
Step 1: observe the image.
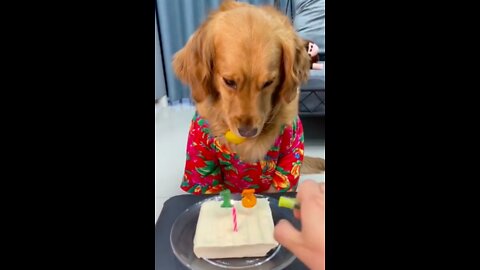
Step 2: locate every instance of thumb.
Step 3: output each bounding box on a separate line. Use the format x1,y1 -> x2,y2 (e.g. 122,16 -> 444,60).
274,219 -> 303,253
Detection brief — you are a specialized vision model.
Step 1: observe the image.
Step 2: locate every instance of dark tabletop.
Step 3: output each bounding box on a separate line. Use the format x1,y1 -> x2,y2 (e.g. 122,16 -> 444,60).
155,193 -> 308,270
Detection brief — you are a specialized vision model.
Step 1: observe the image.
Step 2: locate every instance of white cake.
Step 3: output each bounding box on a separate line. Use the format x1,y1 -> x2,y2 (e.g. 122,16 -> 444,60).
193,198 -> 278,259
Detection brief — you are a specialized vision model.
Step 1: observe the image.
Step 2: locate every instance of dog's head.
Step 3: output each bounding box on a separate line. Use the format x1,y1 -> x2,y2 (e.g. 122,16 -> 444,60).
173,0 -> 310,138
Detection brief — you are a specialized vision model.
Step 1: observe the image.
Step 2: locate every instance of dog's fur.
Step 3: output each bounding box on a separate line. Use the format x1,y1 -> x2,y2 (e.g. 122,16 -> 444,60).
173,0 -> 324,174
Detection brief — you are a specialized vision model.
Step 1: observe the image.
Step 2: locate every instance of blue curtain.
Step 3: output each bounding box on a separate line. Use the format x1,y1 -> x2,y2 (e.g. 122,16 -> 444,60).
155,0 -> 286,105
155,11 -> 167,100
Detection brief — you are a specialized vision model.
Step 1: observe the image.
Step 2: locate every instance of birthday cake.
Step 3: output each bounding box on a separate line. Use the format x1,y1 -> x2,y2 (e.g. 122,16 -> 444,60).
193,198 -> 278,259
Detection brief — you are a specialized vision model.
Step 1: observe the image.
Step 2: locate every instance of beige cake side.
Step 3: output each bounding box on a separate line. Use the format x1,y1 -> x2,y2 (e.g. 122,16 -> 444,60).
193,198 -> 278,259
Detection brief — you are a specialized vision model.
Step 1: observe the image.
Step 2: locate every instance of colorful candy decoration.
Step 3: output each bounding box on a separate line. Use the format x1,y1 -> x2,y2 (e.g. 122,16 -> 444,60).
220,189 -> 233,208
241,189 -> 257,208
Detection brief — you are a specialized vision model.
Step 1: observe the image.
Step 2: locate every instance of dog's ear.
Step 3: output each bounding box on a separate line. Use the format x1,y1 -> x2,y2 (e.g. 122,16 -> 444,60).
263,6 -> 311,103
172,22 -> 215,103
279,34 -> 311,103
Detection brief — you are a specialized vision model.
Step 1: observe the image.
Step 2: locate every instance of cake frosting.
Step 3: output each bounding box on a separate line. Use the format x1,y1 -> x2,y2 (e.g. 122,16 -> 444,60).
193,198 -> 278,259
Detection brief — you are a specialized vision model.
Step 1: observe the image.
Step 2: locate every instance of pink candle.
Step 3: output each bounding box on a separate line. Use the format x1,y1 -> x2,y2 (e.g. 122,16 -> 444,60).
232,206 -> 238,232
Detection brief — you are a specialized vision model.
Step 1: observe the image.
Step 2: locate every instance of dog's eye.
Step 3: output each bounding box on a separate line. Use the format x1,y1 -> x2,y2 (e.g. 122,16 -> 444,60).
262,80 -> 273,89
223,78 -> 237,89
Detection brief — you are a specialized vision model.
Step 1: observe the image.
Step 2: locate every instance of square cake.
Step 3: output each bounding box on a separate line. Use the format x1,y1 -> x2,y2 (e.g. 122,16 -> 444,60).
193,198 -> 278,259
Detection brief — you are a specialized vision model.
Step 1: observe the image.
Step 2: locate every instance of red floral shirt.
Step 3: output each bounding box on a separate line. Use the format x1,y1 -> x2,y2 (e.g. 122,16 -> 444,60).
180,113 -> 304,195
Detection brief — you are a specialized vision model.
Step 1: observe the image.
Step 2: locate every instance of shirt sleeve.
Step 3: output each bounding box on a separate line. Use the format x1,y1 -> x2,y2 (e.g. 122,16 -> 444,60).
272,117 -> 305,192
180,115 -> 225,195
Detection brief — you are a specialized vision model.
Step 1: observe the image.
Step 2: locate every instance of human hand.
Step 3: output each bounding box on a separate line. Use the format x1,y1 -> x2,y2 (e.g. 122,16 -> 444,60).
274,180 -> 325,270
312,63 -> 324,70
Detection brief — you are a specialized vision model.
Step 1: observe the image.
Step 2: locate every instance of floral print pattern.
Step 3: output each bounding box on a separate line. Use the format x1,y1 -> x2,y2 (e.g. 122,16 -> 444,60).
180,113 -> 304,195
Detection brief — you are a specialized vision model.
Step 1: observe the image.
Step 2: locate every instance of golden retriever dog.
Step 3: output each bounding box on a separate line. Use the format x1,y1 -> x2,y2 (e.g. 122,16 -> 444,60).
173,0 -> 324,195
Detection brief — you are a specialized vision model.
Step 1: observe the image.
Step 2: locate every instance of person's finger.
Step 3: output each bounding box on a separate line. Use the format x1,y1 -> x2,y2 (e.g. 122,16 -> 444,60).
299,194 -> 325,231
274,219 -> 303,252
297,180 -> 324,203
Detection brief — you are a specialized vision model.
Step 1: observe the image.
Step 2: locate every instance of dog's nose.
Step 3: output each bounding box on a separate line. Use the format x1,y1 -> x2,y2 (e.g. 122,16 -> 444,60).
238,127 -> 258,138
